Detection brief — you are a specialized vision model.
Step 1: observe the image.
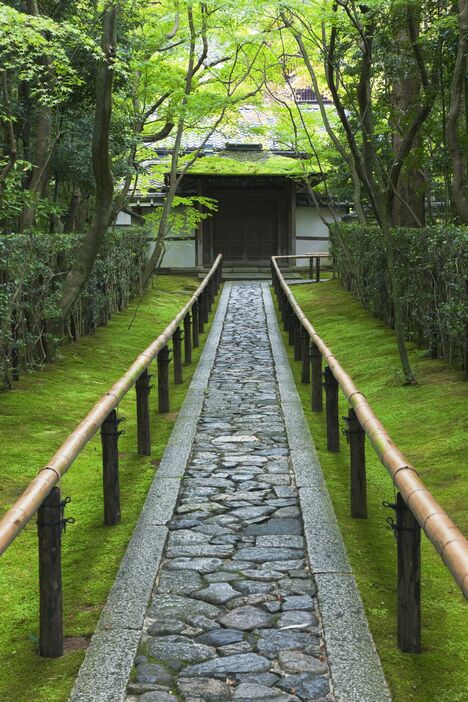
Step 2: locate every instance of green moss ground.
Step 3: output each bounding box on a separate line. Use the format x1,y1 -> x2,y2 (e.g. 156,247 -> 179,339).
0,275 -> 219,702
273,279 -> 468,702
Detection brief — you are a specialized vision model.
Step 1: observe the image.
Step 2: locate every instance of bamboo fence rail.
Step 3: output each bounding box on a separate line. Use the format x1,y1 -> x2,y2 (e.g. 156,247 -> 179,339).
272,254 -> 467,651
0,256 -> 222,656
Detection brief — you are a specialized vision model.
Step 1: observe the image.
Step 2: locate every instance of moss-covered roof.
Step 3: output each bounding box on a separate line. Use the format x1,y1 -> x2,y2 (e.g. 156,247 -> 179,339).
181,150 -> 320,178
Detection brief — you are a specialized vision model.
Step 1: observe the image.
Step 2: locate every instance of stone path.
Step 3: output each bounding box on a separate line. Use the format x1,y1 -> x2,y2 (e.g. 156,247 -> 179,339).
126,285 -> 334,702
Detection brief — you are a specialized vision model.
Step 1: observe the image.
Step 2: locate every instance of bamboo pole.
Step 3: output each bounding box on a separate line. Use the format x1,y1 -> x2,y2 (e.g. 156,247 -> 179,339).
272,256 -> 468,599
0,255 -> 222,556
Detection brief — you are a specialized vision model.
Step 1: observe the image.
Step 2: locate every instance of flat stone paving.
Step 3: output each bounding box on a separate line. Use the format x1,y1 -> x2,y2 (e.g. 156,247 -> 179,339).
126,285 -> 334,702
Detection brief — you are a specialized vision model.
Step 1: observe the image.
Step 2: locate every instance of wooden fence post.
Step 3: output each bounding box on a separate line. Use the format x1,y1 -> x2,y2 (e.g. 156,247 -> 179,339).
38,487 -> 63,658
309,256 -> 313,280
283,295 -> 289,332
396,492 -> 421,653
100,409 -> 121,525
198,294 -> 205,334
294,316 -> 302,361
135,369 -> 151,456
157,344 -> 170,413
184,313 -> 192,364
288,306 -> 295,346
316,257 -> 321,283
301,328 -> 310,384
324,366 -> 339,451
173,327 -> 183,385
310,342 -> 323,411
346,408 -> 367,518
203,287 -> 210,323
192,302 -> 200,348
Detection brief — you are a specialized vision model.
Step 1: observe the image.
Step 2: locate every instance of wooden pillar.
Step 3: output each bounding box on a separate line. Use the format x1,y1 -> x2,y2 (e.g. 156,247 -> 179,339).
316,257 -> 321,283
324,366 -> 339,451
192,302 -> 200,348
347,408 -> 367,518
396,492 -> 421,653
135,369 -> 151,456
184,314 -> 192,364
157,345 -> 170,413
309,257 -> 313,280
173,327 -> 183,385
294,316 -> 302,361
310,342 -> 323,411
288,305 -> 295,346
203,287 -> 209,323
38,487 -> 63,658
198,294 -> 205,334
301,328 -> 310,383
100,409 -> 121,525
283,296 -> 289,332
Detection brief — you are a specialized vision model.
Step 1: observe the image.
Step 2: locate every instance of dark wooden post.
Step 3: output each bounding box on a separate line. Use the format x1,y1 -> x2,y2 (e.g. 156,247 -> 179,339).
294,317 -> 302,361
324,366 -> 339,451
173,327 -> 183,385
301,328 -> 310,383
198,294 -> 205,334
135,369 -> 151,456
203,287 -> 209,323
396,492 -> 421,653
288,306 -> 295,346
309,257 -> 313,280
310,342 -> 323,411
100,409 -> 121,525
346,408 -> 367,518
192,302 -> 200,348
316,257 -> 321,283
38,487 -> 63,658
283,296 -> 289,332
184,313 -> 192,364
158,344 -> 170,413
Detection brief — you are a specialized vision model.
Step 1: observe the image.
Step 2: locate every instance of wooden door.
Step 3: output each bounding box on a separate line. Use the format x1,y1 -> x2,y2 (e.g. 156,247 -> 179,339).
207,190 -> 284,265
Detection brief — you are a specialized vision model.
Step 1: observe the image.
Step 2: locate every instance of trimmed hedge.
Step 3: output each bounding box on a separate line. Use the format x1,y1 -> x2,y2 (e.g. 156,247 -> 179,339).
0,228 -> 148,386
330,224 -> 468,370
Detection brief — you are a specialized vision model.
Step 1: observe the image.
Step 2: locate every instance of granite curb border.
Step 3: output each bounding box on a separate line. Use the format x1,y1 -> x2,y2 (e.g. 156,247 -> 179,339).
69,283 -> 233,702
262,282 -> 392,702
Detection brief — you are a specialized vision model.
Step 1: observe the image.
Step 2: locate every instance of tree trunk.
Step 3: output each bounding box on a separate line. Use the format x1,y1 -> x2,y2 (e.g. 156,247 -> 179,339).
447,0 -> 468,224
58,7 -> 117,322
391,8 -> 425,227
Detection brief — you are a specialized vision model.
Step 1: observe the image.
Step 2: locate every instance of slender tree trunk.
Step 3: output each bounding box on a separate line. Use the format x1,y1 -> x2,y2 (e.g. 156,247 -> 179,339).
447,0 -> 468,223
58,7 -> 117,322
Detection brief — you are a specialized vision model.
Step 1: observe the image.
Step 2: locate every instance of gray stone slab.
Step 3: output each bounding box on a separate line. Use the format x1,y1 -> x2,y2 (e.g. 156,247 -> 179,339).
262,284 -> 391,702
316,573 -> 392,702
68,628 -> 141,702
98,526 -> 168,630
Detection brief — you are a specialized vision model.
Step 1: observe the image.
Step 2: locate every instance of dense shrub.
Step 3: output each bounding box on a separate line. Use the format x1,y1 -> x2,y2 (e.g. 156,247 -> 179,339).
330,224 -> 468,370
0,228 -> 148,386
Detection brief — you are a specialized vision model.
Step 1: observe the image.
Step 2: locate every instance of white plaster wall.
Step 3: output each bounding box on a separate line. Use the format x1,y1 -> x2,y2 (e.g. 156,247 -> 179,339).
159,238 -> 196,268
295,206 -> 343,266
115,211 -> 132,226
